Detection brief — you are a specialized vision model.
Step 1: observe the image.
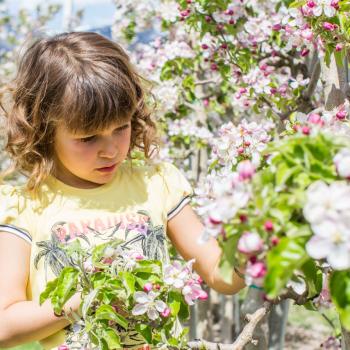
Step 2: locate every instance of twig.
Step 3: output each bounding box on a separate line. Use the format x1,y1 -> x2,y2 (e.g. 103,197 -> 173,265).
194,79 -> 219,86
187,301 -> 272,350
303,60 -> 321,100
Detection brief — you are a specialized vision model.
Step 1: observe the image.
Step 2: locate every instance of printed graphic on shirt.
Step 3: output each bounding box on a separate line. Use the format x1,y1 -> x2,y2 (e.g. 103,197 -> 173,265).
34,210 -> 166,282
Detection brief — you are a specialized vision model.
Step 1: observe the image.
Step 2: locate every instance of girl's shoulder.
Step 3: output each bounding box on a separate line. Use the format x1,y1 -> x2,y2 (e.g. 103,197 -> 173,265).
0,183 -> 34,242
133,161 -> 194,217
125,160 -> 187,183
0,183 -> 29,214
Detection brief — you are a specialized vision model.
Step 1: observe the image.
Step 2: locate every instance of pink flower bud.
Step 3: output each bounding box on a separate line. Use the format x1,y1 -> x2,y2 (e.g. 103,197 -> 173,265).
302,126 -> 310,135
239,214 -> 248,223
301,30 -> 313,40
198,290 -> 208,300
307,0 -> 316,7
203,98 -> 209,107
301,48 -> 310,57
336,110 -> 347,120
336,43 -> 343,51
205,15 -> 211,22
161,308 -> 171,317
271,236 -> 280,246
246,261 -> 267,278
216,23 -> 224,31
307,113 -> 324,126
270,87 -> 277,94
272,24 -> 282,31
278,85 -> 287,94
225,9 -> 234,15
143,283 -> 153,292
238,232 -> 263,254
210,63 -> 218,71
201,43 -> 209,50
244,140 -> 251,147
196,276 -> 203,284
239,87 -> 247,94
221,43 -> 228,49
331,0 -> 339,8
259,63 -> 268,71
237,146 -> 245,154
238,160 -> 255,181
229,19 -> 235,25
264,220 -> 274,232
323,22 -> 335,31
209,216 -> 222,225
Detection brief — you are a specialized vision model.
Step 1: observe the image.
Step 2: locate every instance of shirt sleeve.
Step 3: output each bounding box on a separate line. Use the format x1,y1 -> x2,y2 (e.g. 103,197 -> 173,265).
159,162 -> 194,221
0,184 -> 32,244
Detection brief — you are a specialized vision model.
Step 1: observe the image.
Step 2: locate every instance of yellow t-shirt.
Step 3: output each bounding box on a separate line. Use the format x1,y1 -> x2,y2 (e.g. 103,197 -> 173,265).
0,161 -> 193,350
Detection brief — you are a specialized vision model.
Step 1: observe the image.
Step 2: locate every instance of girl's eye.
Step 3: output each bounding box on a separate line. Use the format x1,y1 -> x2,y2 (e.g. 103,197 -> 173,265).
80,135 -> 96,143
115,124 -> 130,133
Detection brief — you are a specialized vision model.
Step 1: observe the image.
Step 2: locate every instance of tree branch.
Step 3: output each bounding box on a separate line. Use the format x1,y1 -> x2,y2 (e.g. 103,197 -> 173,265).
303,60 -> 321,100
187,301 -> 272,350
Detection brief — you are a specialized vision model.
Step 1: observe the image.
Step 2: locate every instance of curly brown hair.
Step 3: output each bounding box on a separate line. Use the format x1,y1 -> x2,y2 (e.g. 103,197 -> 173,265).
0,31 -> 159,191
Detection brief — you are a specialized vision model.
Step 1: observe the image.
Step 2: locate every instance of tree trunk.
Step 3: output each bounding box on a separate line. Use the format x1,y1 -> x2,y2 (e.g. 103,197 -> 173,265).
267,300 -> 289,350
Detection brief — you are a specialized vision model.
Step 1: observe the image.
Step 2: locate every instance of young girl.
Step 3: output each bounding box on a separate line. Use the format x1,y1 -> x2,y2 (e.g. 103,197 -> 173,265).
0,31 -> 245,350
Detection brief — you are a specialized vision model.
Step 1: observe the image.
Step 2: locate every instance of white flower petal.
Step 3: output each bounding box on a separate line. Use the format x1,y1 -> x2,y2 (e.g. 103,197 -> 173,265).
132,303 -> 147,316
306,236 -> 330,259
134,291 -> 149,303
147,308 -> 159,320
155,300 -> 167,312
328,245 -> 350,270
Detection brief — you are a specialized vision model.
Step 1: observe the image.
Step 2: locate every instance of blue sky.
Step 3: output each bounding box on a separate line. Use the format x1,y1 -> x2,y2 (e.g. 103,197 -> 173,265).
4,0 -> 116,32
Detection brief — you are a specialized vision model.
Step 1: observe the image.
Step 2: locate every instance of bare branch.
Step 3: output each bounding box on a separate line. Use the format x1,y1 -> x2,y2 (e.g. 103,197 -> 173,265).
187,302 -> 272,350
194,79 -> 220,86
303,60 -> 321,100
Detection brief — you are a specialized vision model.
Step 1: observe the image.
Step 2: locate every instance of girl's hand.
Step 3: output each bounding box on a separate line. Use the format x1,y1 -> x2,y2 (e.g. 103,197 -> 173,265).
64,292 -> 82,318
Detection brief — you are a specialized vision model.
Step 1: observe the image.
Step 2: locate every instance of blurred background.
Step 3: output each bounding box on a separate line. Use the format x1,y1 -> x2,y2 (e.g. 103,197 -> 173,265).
0,1 -> 343,349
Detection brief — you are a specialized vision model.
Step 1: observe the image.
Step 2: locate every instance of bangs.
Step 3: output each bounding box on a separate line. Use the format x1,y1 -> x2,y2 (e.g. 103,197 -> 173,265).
50,61 -> 139,134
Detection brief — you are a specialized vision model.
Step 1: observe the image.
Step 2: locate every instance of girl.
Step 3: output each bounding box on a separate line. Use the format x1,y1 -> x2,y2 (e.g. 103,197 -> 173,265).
0,32 -> 245,350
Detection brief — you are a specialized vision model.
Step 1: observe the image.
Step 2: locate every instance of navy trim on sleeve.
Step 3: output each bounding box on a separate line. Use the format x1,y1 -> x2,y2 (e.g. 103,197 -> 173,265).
0,224 -> 32,244
167,195 -> 192,221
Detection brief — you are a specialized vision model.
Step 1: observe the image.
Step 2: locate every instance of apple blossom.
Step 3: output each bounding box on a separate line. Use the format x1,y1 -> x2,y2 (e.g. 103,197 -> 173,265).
334,149 -> 350,179
132,291 -> 167,320
306,220 -> 350,270
238,232 -> 264,254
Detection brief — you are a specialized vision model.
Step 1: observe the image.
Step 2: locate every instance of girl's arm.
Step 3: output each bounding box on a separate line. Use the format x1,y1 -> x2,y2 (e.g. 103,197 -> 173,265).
167,204 -> 246,295
0,232 -> 80,348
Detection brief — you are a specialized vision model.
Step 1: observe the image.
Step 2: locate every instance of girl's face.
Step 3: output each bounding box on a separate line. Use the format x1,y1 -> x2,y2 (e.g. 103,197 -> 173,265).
53,119 -> 132,189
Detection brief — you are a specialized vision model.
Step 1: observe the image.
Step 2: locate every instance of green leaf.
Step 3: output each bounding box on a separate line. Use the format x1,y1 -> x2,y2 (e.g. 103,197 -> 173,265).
53,267 -> 79,313
101,327 -> 121,349
265,236 -> 308,298
95,304 -> 128,329
168,291 -> 181,316
178,298 -> 190,321
121,271 -> 135,296
82,288 -> 99,319
301,259 -> 323,298
289,0 -> 307,8
330,271 -> 350,330
135,323 -> 152,344
275,163 -> 300,188
219,234 -> 240,284
39,278 -> 58,305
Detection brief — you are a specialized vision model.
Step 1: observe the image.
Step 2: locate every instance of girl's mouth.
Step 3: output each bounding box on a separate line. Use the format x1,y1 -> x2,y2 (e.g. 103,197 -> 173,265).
97,164 -> 117,173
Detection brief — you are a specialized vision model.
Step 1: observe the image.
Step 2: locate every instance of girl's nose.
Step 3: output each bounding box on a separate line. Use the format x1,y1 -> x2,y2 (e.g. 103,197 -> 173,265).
98,136 -> 118,158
